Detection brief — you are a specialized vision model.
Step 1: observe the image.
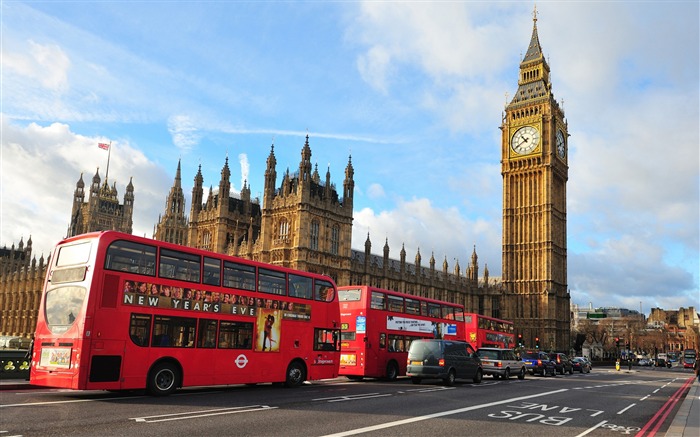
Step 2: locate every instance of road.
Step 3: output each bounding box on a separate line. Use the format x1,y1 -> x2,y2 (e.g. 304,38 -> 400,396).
0,366 -> 695,436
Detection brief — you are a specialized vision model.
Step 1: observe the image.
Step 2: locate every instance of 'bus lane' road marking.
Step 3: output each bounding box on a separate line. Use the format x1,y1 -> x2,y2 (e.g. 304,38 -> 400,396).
130,405 -> 278,423
319,388 -> 568,437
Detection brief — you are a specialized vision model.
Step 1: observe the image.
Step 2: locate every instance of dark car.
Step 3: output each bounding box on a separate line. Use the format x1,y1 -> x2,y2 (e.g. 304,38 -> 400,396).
572,357 -> 591,373
521,351 -> 556,376
551,353 -> 574,375
406,339 -> 483,385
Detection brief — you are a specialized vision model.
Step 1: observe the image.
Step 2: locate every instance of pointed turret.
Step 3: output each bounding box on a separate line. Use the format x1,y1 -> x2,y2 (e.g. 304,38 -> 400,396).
218,157 -> 231,213
264,144 -> 277,206
299,135 -> 312,183
191,164 -> 204,220
343,155 -> 354,208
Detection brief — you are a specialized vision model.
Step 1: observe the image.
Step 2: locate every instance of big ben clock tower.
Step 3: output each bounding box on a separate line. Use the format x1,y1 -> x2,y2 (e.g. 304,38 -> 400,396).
501,8 -> 570,352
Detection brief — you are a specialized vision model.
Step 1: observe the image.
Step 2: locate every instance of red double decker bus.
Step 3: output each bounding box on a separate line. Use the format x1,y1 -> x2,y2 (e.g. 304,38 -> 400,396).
338,285 -> 466,381
463,313 -> 515,349
30,231 -> 340,395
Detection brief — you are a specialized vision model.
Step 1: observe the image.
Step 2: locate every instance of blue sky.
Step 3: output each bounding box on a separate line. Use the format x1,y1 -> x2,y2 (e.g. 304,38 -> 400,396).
1,1 -> 698,314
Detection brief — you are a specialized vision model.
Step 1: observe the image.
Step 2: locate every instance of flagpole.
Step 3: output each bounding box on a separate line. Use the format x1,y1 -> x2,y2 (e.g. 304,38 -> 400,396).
105,141 -> 112,184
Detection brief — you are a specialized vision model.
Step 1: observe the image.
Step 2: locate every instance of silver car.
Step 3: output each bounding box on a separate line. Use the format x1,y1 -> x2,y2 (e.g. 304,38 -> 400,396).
477,347 -> 527,380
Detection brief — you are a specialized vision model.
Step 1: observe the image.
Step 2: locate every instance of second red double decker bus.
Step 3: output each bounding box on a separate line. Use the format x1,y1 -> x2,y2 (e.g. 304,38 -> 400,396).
463,313 -> 515,349
338,285 -> 465,381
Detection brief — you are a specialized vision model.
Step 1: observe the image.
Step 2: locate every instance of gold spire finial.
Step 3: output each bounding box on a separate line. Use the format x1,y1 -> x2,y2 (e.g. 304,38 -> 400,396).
533,4 -> 538,24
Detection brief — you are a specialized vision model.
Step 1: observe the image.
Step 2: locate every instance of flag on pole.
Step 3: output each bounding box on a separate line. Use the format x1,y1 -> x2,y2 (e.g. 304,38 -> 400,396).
98,142 -> 110,151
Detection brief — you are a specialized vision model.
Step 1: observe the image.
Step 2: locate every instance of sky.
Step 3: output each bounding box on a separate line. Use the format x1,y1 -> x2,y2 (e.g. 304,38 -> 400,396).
1,1 -> 698,314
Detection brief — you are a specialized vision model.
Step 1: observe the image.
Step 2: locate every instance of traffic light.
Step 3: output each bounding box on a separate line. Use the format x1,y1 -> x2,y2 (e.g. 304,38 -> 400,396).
517,334 -> 523,348
615,337 -> 620,347
535,337 -> 540,349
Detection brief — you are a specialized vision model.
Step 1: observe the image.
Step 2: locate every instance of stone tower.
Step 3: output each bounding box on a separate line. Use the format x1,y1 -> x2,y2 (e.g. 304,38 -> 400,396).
153,159 -> 189,245
500,9 -> 571,351
256,136 -> 354,285
68,168 -> 134,237
186,157 -> 262,254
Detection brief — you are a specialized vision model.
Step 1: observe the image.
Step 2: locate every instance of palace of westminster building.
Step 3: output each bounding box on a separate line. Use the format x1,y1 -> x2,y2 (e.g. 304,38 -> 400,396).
1,13 -> 572,351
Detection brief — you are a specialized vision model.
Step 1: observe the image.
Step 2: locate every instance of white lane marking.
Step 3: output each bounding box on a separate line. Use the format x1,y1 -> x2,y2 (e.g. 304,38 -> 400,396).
319,389 -> 568,437
131,405 -> 277,423
617,403 -> 636,414
640,395 -> 650,401
575,420 -> 608,437
1,394 -> 145,408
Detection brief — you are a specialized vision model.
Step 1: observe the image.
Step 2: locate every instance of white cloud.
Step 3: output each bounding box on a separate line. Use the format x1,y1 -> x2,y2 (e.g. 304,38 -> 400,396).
167,115 -> 200,152
357,46 -> 391,94
366,183 -> 385,199
3,40 -> 71,92
238,153 -> 250,188
351,198 -> 501,275
0,117 -> 170,257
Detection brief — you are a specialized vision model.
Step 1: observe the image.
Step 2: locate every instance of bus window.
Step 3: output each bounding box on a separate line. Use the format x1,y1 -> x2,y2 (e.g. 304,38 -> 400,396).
388,334 -> 405,352
218,321 -> 253,349
405,298 -> 420,315
379,332 -> 387,349
159,249 -> 201,283
387,295 -> 404,313
289,274 -> 313,299
314,328 -> 340,351
370,292 -> 386,310
259,268 -> 286,295
129,314 -> 151,347
45,286 -> 86,335
223,261 -> 256,291
441,305 -> 455,320
203,257 -> 221,286
197,319 -> 217,348
105,240 -> 156,275
315,280 -> 335,302
427,303 -> 440,318
152,316 -> 196,348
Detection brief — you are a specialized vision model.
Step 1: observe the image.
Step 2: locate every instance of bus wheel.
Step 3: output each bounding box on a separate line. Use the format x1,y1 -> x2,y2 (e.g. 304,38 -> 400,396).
148,362 -> 179,396
284,360 -> 306,388
385,362 -> 399,381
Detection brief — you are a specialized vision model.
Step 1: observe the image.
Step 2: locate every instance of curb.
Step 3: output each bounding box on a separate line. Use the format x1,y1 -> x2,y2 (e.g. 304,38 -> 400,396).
665,380 -> 699,437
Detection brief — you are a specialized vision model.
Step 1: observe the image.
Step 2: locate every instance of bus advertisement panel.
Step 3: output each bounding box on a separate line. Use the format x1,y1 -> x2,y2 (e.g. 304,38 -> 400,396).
338,285 -> 466,381
463,313 -> 515,349
30,231 -> 340,395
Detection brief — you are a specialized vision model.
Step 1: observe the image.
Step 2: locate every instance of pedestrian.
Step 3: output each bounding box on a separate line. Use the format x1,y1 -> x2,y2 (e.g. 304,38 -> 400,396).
694,358 -> 699,382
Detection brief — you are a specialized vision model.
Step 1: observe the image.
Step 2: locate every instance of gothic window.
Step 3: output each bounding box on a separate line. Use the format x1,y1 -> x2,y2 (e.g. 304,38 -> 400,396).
478,295 -> 485,315
310,220 -> 319,251
202,231 -> 211,251
330,224 -> 340,255
279,218 -> 289,241
492,296 -> 500,319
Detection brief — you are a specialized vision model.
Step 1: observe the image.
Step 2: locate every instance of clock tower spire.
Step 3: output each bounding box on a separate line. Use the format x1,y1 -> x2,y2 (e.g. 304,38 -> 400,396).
501,8 -> 570,352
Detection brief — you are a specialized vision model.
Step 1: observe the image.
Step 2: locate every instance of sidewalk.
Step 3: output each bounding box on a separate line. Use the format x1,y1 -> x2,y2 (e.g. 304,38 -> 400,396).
665,379 -> 699,437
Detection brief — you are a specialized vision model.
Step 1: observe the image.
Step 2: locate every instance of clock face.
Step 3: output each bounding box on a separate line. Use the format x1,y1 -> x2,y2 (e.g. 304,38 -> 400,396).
556,130 -> 566,158
511,126 -> 540,155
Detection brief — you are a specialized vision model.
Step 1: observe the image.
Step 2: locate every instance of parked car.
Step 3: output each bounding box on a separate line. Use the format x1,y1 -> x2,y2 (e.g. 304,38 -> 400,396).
406,339 -> 483,385
637,358 -> 653,367
572,357 -> 591,373
551,353 -> 574,375
521,351 -> 556,376
477,348 -> 527,380
574,356 -> 593,370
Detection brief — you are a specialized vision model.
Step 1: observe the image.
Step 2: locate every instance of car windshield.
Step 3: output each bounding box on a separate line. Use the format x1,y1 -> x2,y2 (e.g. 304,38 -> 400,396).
408,341 -> 442,359
522,353 -> 540,359
478,350 -> 499,359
